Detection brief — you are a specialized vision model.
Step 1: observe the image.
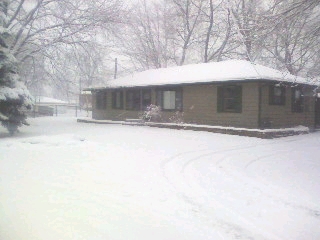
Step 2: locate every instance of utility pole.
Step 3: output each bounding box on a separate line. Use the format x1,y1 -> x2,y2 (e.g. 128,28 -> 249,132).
114,58 -> 118,79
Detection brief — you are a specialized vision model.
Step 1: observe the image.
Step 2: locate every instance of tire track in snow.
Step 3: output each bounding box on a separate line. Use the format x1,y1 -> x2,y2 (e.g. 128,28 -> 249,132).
161,136 -> 317,240
161,150 -> 210,208
186,144 -> 320,221
242,148 -> 320,219
244,150 -> 291,169
162,147 -> 280,240
161,136 -> 305,202
180,136 -> 304,173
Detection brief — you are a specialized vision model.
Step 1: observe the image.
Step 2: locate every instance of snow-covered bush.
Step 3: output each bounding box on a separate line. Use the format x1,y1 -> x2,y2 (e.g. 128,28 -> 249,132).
140,104 -> 162,122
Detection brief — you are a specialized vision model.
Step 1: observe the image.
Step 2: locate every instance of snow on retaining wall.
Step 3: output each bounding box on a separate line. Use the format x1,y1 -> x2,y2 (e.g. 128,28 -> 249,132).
77,118 -> 310,139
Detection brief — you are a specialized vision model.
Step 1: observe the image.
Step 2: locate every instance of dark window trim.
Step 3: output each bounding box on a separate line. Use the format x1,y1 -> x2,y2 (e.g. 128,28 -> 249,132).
141,89 -> 152,110
291,87 -> 304,113
112,90 -> 124,109
217,85 -> 242,113
96,91 -> 107,110
125,89 -> 152,111
269,85 -> 286,105
156,87 -> 183,111
126,89 -> 141,111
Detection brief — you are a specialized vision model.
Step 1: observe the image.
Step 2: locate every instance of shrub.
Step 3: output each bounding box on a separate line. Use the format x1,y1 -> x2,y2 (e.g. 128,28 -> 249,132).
140,104 -> 162,122
169,111 -> 184,124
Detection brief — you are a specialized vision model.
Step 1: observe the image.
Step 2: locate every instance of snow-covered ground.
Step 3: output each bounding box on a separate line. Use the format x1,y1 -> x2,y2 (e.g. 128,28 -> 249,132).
1,115 -> 320,240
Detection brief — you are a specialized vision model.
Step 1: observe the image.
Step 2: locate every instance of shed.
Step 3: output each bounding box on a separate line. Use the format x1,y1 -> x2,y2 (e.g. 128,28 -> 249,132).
34,96 -> 68,116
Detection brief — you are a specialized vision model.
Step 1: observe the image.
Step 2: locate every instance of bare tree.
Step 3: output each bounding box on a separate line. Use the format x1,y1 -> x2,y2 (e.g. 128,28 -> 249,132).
229,0 -> 267,61
4,0 -> 125,98
281,0 -> 319,19
20,53 -> 48,97
117,0 -> 177,70
201,0 -> 233,62
7,0 -> 124,62
70,43 -> 107,89
170,0 -> 204,65
262,0 -> 320,77
23,41 -> 110,102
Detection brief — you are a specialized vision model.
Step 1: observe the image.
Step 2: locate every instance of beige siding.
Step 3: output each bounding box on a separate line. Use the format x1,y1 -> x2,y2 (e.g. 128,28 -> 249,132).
92,89 -> 149,121
91,83 -> 316,129
181,83 -> 259,128
106,89 -> 138,120
260,84 -> 315,129
91,83 -> 261,128
92,92 -> 106,120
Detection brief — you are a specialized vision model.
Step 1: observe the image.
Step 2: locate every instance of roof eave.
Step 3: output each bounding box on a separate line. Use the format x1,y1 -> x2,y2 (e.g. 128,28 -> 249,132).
85,78 -> 318,91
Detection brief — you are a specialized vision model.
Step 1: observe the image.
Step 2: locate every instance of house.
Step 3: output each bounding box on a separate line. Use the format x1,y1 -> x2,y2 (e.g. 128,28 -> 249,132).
86,60 -> 319,130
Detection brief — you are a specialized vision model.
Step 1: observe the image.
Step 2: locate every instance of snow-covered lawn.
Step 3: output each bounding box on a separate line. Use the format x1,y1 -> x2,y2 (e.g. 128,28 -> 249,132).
1,116 -> 320,240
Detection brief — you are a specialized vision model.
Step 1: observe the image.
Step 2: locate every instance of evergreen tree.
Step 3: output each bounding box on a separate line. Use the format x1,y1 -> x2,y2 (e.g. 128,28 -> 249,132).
0,0 -> 33,135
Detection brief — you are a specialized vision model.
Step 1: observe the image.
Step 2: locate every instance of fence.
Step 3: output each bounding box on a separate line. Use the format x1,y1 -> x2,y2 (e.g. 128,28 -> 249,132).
30,104 -> 91,118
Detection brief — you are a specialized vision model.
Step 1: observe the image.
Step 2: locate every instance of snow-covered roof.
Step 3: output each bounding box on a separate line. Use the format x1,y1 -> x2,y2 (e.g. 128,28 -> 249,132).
35,96 -> 68,105
90,60 -> 317,90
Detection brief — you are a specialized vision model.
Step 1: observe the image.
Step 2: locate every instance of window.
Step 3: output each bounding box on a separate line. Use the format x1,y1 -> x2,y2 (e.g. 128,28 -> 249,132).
292,87 -> 303,112
126,90 -> 140,110
156,88 -> 182,111
96,91 -> 107,110
163,91 -> 176,109
112,91 -> 123,109
217,85 -> 242,113
142,90 -> 151,110
126,89 -> 151,111
269,85 -> 286,105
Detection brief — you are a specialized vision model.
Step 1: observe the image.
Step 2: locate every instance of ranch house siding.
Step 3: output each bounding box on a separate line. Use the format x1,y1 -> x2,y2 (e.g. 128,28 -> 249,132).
180,82 -> 259,128
92,82 -> 261,128
260,84 -> 315,129
93,89 -> 157,121
92,91 -> 106,120
107,89 -> 137,120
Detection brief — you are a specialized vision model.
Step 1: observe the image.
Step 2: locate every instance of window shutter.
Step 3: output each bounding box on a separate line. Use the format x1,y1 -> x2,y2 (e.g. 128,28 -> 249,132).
292,87 -> 303,112
134,90 -> 141,111
291,88 -> 295,112
235,86 -> 242,113
269,86 -> 274,105
120,91 -> 124,109
103,92 -> 107,109
126,91 -> 132,110
112,92 -> 115,108
156,90 -> 163,108
96,91 -> 107,109
176,88 -> 182,111
96,92 -> 100,109
281,87 -> 286,105
141,90 -> 151,109
217,86 -> 224,112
